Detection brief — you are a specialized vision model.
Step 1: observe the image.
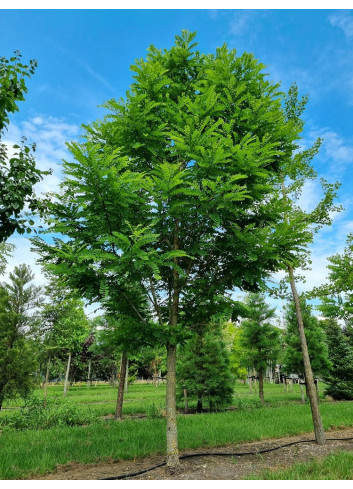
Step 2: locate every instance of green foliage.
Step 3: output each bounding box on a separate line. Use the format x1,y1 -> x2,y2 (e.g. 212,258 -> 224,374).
177,324 -> 234,411
0,395 -> 96,431
284,299 -> 331,378
0,265 -> 42,408
322,319 -> 353,400
0,52 -> 49,241
240,294 -> 280,376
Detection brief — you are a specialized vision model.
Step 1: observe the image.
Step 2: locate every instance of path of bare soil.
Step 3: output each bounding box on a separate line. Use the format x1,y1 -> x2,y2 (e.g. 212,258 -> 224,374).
31,427 -> 353,480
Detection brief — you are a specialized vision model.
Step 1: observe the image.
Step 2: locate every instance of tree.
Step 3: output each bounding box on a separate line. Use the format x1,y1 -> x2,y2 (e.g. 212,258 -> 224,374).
240,293 -> 280,404
32,31 -> 314,468
316,234 -> 353,348
0,264 -> 42,410
284,299 -> 331,381
271,83 -> 341,444
322,319 -> 353,400
0,51 -> 49,241
177,324 -> 234,413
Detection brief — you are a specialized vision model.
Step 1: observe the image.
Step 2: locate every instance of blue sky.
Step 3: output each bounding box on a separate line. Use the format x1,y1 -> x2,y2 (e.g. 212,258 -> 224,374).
1,9 -> 353,317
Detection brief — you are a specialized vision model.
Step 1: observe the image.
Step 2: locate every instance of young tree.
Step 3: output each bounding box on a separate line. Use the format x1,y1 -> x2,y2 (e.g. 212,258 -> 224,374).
271,84 -> 341,444
0,264 -> 41,409
33,32 -> 315,468
284,299 -> 331,381
0,52 -> 49,242
322,319 -> 353,400
240,293 -> 280,404
177,324 -> 234,412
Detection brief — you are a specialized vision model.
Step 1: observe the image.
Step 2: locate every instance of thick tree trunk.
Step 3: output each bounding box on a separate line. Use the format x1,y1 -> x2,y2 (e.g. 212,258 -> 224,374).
44,358 -> 51,402
258,370 -> 265,405
288,266 -> 326,445
63,352 -> 71,396
115,351 -> 127,419
87,358 -> 91,387
196,398 -> 203,413
166,341 -> 179,468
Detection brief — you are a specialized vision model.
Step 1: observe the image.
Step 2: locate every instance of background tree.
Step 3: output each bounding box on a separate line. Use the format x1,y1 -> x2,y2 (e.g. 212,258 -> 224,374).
284,299 -> 331,383
1,51 -> 49,241
177,323 -> 234,412
0,264 -> 41,410
322,318 -> 353,400
239,293 -> 280,404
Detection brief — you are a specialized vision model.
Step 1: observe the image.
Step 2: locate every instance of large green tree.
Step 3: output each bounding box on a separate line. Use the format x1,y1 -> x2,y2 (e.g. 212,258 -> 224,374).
0,51 -> 49,241
33,32 -> 314,468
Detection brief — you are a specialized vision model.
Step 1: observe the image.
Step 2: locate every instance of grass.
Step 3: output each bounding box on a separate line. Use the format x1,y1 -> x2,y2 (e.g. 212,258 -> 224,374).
0,390 -> 353,479
248,451 -> 353,479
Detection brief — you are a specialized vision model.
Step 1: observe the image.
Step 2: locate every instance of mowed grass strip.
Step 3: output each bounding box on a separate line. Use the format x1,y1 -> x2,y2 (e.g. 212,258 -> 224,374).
248,451 -> 353,479
1,401 -> 353,479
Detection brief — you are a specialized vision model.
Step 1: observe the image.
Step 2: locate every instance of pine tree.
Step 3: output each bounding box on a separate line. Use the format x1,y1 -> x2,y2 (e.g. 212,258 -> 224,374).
240,293 -> 280,404
284,299 -> 331,380
177,325 -> 234,412
323,319 -> 353,400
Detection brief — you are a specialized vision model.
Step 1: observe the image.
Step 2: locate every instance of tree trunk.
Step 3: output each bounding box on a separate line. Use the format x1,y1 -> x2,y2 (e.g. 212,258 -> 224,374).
258,370 -> 265,405
44,358 -> 51,402
166,341 -> 179,468
300,382 -> 305,403
63,352 -> 71,396
288,266 -> 326,445
152,359 -> 157,387
183,388 -> 188,414
124,358 -> 129,393
0,389 -> 5,412
196,398 -> 203,413
249,373 -> 253,394
115,350 -> 127,419
87,358 -> 91,387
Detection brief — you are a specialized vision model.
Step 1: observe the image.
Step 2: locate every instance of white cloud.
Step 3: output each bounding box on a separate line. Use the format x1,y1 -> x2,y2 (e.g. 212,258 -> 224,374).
329,10 -> 353,40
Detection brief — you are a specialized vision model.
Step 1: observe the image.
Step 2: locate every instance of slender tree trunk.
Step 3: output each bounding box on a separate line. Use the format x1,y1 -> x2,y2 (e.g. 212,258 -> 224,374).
300,383 -> 305,403
63,352 -> 71,396
87,358 -> 91,388
249,373 -> 253,394
165,220 -> 180,470
166,341 -> 179,468
124,358 -> 129,393
183,388 -> 188,414
44,358 -> 51,402
288,266 -> 326,444
115,351 -> 127,419
258,370 -> 265,405
0,389 -> 5,412
152,359 -> 157,387
196,397 -> 203,413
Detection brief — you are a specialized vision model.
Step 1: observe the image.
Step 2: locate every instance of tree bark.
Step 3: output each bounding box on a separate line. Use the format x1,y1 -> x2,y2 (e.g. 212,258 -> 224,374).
44,358 -> 51,402
166,341 -> 179,468
115,350 -> 128,419
300,382 -> 305,403
63,352 -> 71,396
183,388 -> 188,414
87,358 -> 91,387
124,358 -> 129,393
288,265 -> 326,444
258,370 -> 265,405
196,398 -> 203,413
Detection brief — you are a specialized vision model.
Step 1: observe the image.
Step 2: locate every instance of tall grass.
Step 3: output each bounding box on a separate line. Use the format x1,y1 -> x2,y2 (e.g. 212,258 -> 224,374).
0,400 -> 352,479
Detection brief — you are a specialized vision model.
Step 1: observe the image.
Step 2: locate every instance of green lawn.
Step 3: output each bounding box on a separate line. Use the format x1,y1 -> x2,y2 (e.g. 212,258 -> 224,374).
0,380 -> 352,480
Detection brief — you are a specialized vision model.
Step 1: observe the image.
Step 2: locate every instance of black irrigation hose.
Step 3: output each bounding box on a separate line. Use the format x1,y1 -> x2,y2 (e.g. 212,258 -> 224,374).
100,436 -> 353,480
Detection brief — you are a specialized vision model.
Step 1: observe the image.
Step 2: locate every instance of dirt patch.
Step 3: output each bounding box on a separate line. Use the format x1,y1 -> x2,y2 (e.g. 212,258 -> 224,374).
30,428 -> 353,480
